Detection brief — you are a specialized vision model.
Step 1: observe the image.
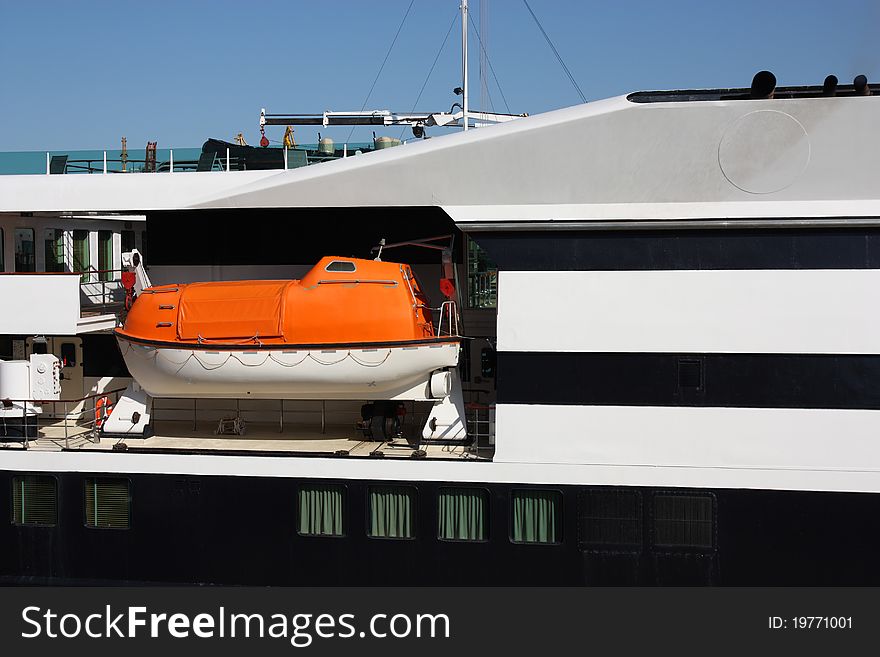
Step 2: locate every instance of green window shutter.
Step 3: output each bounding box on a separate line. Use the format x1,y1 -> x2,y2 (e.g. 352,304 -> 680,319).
368,486 -> 416,539
438,488 -> 487,541
44,229 -> 65,273
12,476 -> 57,526
73,230 -> 90,283
98,230 -> 113,281
511,489 -> 562,544
85,478 -> 130,529
653,494 -> 714,549
298,484 -> 344,536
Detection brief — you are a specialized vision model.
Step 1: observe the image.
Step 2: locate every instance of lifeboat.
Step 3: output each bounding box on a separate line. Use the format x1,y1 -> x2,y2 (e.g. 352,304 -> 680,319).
115,256 -> 461,400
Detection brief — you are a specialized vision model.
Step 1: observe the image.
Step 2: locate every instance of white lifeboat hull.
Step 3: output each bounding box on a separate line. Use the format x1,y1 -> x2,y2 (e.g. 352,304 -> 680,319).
117,336 -> 460,400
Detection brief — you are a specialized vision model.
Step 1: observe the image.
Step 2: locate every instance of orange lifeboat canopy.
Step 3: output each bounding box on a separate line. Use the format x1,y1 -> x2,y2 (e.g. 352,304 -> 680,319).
118,257 -> 437,347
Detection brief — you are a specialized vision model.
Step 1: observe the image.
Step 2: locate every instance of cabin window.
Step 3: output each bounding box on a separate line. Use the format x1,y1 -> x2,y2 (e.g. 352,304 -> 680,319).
438,487 -> 488,541
44,229 -> 65,273
14,228 -> 35,272
60,342 -> 77,367
121,230 -> 136,254
653,493 -> 714,549
466,237 -> 497,309
98,230 -> 113,281
325,260 -> 357,273
72,230 -> 90,283
298,484 -> 345,537
84,478 -> 130,529
579,489 -> 642,549
368,485 -> 416,539
12,475 -> 57,526
511,489 -> 562,544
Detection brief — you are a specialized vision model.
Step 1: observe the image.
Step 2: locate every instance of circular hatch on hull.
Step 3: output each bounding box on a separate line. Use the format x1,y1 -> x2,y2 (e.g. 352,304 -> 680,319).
718,109 -> 810,194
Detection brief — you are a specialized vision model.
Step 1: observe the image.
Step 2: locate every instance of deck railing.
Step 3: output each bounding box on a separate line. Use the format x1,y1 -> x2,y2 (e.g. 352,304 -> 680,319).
0,387 -> 126,449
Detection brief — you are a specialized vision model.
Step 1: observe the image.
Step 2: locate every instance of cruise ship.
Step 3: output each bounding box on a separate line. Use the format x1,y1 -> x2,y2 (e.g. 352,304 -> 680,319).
2,71 -> 879,585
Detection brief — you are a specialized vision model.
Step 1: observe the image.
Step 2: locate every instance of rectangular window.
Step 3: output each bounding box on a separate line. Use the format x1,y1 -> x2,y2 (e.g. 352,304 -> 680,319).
12,476 -> 57,526
511,489 -> 562,544
44,229 -> 65,273
438,487 -> 488,541
653,493 -> 714,549
580,489 -> 641,549
368,485 -> 416,539
298,483 -> 344,537
466,236 -> 497,309
85,478 -> 130,529
98,230 -> 113,281
72,230 -> 90,283
121,230 -> 136,254
14,228 -> 35,272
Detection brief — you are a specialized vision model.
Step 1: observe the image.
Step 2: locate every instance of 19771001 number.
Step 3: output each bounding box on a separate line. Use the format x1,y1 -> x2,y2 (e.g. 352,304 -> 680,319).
768,616 -> 852,629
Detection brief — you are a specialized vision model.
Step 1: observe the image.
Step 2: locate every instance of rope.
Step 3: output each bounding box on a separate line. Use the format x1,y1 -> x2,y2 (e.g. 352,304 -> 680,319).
522,0 -> 587,104
347,0 -> 416,144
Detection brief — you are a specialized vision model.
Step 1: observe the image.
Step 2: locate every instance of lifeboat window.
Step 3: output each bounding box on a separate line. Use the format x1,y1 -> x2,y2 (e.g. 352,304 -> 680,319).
84,478 -> 131,529
438,487 -> 488,542
12,475 -> 57,527
511,489 -> 562,544
14,228 -> 35,272
325,260 -> 357,273
368,485 -> 417,539
579,489 -> 642,549
298,483 -> 345,537
44,229 -> 65,273
653,493 -> 714,550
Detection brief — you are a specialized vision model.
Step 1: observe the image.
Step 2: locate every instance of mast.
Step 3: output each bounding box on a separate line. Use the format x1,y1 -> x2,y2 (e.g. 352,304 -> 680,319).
461,0 -> 469,131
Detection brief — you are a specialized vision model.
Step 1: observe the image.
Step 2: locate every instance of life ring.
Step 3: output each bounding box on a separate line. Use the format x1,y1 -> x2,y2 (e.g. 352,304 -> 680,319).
95,396 -> 113,430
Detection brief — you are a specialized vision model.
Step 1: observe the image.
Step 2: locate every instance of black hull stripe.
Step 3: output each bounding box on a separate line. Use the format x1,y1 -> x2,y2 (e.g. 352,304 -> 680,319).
115,332 -> 460,352
472,227 -> 880,270
497,352 -> 880,409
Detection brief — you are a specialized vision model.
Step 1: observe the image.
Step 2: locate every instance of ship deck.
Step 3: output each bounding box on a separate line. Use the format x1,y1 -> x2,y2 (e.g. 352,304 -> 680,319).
0,419 -> 491,461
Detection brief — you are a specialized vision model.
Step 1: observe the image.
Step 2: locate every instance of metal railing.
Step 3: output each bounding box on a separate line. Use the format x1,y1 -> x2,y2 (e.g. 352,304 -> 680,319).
435,300 -> 461,337
0,388 -> 126,449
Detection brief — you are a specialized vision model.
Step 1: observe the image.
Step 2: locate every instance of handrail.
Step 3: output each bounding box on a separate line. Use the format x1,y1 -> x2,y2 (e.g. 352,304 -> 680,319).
1,387 -> 126,449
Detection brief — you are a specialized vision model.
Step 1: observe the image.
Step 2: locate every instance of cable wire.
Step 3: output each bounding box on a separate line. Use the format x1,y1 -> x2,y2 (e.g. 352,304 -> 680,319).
522,0 -> 587,103
398,10 -> 459,140
347,0 -> 416,143
468,12 -> 511,113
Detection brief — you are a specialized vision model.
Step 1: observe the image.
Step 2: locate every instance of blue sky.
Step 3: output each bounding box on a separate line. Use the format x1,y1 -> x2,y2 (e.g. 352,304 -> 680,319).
1,0 -> 877,150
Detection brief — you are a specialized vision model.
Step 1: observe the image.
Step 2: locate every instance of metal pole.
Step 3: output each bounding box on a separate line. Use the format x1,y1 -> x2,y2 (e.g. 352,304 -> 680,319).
283,147 -> 288,170
461,0 -> 469,131
321,400 -> 326,434
343,144 -> 348,158
226,148 -> 230,172
170,149 -> 174,173
46,152 -> 50,175
279,399 -> 284,433
103,151 -> 107,174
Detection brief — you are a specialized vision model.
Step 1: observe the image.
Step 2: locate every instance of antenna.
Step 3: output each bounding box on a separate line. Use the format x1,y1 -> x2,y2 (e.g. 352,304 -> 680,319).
461,0 -> 469,131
